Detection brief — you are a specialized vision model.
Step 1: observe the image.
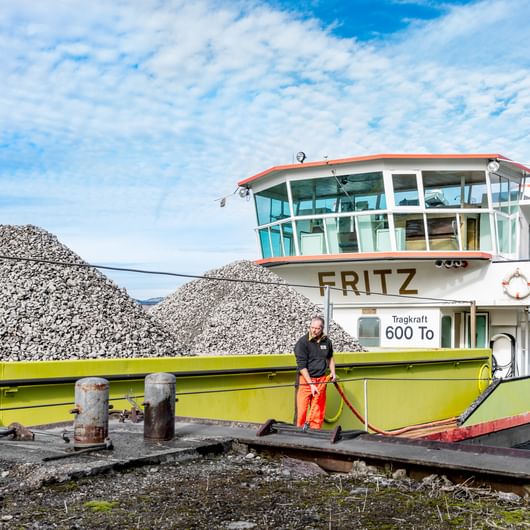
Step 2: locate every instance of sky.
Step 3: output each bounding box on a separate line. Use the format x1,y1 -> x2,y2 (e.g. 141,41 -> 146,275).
1,0 -> 530,299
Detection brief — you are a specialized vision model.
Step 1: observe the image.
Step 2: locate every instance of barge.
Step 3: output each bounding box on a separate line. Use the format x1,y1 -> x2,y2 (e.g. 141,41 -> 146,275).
1,154 -> 530,486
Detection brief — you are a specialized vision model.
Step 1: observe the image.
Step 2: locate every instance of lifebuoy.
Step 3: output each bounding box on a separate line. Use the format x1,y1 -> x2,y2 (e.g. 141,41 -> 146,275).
502,268 -> 530,299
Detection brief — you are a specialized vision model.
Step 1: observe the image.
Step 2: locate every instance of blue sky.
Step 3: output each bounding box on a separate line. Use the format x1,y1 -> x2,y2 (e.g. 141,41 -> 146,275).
1,0 -> 529,298
266,0 -> 476,39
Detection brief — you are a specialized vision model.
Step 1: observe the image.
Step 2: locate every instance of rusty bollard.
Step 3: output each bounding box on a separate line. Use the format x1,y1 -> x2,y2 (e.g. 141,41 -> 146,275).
143,372 -> 176,442
70,377 -> 110,450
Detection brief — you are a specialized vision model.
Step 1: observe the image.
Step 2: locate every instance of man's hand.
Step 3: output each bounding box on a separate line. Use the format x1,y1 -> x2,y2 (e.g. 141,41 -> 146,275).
328,357 -> 337,383
310,383 -> 319,396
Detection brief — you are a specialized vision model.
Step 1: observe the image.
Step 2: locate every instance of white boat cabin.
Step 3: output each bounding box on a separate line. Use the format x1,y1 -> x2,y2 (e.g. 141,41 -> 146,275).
239,154 -> 530,377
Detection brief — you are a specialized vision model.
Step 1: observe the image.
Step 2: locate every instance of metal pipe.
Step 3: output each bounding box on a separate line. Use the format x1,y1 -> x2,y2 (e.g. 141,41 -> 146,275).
143,373 -> 176,442
42,440 -> 113,462
470,301 -> 477,348
519,306 -> 530,375
323,285 -> 331,335
71,377 -> 110,449
363,379 -> 368,432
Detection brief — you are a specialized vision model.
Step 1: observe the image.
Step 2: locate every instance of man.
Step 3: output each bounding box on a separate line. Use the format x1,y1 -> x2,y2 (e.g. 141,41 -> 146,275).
294,316 -> 336,430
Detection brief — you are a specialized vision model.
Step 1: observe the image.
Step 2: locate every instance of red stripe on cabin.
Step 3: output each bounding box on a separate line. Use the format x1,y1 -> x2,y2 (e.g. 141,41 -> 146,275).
238,153 -> 530,187
255,251 -> 492,266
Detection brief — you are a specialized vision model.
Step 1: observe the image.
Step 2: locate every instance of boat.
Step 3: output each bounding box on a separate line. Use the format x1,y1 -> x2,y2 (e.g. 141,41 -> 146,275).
1,153 -> 529,463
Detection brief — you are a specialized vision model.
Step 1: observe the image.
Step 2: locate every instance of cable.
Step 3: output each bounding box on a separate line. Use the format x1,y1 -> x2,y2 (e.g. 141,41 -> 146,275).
0,254 -> 471,304
0,394 -> 145,412
0,254 -> 348,292
331,170 -> 356,210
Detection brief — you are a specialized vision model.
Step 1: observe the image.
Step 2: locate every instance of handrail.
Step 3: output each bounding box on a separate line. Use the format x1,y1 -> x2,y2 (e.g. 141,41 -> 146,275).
0,356 -> 490,388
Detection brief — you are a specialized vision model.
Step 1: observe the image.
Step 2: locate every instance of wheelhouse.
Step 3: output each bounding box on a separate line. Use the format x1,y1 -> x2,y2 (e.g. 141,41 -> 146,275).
240,155 -> 529,261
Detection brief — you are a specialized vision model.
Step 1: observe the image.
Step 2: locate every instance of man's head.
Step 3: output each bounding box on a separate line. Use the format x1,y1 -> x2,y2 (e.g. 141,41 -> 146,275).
309,316 -> 325,338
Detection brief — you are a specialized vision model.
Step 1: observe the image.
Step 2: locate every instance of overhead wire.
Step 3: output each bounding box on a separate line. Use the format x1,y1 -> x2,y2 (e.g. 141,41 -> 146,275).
0,254 -> 471,304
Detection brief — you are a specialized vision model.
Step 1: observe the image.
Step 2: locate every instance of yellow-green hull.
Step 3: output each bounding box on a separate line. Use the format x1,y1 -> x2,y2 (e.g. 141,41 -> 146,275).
1,349 -> 491,431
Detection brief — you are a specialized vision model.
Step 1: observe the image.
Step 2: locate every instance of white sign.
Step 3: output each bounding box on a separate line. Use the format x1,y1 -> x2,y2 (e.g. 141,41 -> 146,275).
380,309 -> 440,348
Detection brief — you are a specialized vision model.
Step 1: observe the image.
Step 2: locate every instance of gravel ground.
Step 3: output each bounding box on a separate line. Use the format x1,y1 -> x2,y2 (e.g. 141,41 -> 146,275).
0,448 -> 527,529
153,260 -> 364,355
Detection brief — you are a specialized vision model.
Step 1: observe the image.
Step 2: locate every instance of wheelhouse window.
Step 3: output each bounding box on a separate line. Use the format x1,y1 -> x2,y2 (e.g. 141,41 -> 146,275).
336,172 -> 386,211
422,170 -> 487,209
297,218 -> 325,255
280,222 -> 295,256
394,213 -> 427,250
290,172 -> 386,216
258,228 -> 272,258
255,183 -> 290,225
258,222 -> 295,258
496,214 -> 514,254
490,173 -> 520,255
326,216 -> 358,253
490,173 -> 520,214
358,214 -> 390,252
393,174 -> 419,207
426,214 -> 459,251
459,213 -> 492,251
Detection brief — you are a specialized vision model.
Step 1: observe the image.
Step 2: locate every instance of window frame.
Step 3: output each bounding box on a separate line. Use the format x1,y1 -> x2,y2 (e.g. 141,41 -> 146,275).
390,172 -> 423,210
357,316 -> 381,347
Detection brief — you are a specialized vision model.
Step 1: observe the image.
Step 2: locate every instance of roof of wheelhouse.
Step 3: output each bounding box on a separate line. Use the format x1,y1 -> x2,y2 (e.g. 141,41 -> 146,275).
238,153 -> 530,188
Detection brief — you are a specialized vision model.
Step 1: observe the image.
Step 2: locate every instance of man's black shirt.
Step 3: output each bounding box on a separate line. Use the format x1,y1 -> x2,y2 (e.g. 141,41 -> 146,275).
294,333 -> 333,377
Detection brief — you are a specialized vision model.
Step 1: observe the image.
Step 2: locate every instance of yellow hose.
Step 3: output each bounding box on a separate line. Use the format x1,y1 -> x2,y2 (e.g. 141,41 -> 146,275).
323,381 -> 344,423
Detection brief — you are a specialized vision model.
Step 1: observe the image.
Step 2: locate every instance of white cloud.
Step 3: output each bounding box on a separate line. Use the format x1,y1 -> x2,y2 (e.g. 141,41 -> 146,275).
390,0 -> 530,67
0,0 -> 529,297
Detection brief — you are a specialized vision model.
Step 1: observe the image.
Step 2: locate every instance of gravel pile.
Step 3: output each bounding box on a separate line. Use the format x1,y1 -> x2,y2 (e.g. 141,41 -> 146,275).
152,260 -> 365,355
0,225 -> 184,361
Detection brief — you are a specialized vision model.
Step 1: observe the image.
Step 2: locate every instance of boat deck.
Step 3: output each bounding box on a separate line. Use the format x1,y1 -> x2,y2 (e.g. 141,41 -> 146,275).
1,419 -> 528,496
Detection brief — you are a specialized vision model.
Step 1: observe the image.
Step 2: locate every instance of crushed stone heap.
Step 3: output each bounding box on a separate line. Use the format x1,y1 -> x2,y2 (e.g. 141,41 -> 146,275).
152,260 -> 365,355
0,225 -> 184,361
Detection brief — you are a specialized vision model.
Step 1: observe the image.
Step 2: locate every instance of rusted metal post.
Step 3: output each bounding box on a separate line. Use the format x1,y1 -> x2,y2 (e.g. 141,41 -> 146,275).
70,377 -> 109,449
143,372 -> 176,442
470,301 -> 477,348
363,379 -> 368,432
323,285 -> 332,335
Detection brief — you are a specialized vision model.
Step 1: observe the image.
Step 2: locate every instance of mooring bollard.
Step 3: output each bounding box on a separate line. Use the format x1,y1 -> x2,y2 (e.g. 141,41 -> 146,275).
70,377 -> 110,449
143,372 -> 176,442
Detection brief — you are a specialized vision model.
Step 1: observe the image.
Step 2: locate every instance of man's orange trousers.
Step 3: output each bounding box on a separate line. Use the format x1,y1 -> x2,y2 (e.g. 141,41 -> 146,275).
296,375 -> 328,429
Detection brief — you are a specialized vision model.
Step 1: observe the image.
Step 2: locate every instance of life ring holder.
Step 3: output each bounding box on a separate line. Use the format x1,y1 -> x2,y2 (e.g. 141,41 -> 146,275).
502,268 -> 530,299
